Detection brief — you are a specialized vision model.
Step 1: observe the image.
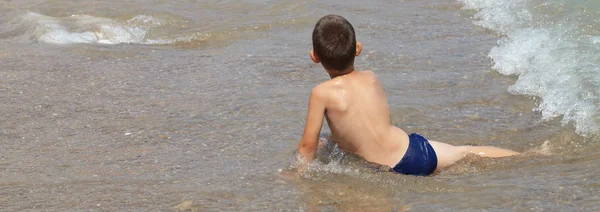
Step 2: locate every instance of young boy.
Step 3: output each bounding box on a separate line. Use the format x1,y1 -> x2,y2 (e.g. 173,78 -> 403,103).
296,14 -> 519,176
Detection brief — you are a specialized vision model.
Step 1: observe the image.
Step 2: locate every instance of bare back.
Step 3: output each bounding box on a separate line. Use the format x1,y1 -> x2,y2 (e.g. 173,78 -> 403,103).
319,70 -> 409,167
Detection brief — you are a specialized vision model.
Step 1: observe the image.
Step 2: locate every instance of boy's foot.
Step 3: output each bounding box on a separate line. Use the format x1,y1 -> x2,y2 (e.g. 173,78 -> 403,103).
525,140 -> 552,156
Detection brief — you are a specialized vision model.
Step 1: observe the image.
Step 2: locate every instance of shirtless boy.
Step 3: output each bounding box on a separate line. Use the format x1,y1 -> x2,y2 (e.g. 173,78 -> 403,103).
296,14 -> 519,176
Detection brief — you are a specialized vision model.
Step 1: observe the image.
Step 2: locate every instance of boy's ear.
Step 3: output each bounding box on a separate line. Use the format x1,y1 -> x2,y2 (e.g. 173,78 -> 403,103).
356,41 -> 362,56
310,50 -> 320,63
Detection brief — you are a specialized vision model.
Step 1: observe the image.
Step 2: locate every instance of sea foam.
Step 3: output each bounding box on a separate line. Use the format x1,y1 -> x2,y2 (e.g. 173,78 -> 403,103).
459,0 -> 600,136
3,12 -> 200,45
18,12 -> 148,44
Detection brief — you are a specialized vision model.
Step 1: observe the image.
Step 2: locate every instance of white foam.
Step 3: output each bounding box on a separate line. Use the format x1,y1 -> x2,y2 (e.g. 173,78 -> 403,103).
8,12 -> 198,45
13,12 -> 140,44
461,0 -> 533,34
459,0 -> 600,136
592,36 -> 600,44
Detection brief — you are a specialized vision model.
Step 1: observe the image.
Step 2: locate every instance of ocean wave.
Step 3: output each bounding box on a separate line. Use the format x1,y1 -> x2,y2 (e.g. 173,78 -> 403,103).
459,0 -> 600,136
1,11 -> 204,45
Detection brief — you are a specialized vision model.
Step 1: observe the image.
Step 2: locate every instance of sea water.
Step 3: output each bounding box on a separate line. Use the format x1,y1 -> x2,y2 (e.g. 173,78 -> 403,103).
0,0 -> 599,211
459,0 -> 600,137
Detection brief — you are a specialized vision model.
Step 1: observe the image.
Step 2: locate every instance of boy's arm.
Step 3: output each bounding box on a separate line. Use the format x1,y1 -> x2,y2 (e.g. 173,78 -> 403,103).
297,86 -> 326,167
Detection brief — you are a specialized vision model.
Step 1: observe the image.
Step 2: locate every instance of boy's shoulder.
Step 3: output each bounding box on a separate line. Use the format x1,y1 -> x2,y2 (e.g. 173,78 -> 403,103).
311,70 -> 377,93
359,70 -> 376,78
310,80 -> 332,99
308,78 -> 340,106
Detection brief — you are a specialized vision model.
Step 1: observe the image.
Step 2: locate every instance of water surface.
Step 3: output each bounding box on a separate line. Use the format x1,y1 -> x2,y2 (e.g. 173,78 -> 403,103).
0,0 -> 598,211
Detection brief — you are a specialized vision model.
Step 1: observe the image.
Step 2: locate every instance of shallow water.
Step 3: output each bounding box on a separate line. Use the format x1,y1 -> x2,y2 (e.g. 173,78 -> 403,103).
0,0 -> 598,211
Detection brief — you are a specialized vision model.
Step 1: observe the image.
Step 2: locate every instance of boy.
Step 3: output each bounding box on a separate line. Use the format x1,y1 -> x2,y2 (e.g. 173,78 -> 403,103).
296,14 -> 519,176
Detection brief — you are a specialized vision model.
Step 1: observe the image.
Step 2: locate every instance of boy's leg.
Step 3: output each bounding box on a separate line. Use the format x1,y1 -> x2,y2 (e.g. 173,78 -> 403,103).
428,140 -> 519,170
463,145 -> 519,158
427,140 -> 469,170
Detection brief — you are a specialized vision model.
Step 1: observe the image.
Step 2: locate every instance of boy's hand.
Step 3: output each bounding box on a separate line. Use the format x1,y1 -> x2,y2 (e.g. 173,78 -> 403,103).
279,152 -> 311,180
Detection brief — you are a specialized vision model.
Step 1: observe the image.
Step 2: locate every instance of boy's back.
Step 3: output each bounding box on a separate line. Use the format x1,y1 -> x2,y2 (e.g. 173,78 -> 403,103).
315,70 -> 409,168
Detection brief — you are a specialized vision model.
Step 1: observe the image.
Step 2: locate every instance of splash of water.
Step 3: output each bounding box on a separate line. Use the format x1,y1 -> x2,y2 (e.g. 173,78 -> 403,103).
459,0 -> 600,136
2,11 -> 207,45
288,137 -> 363,177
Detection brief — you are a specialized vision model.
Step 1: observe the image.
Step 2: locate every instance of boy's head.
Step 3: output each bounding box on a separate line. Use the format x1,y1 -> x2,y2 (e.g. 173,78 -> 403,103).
311,14 -> 362,72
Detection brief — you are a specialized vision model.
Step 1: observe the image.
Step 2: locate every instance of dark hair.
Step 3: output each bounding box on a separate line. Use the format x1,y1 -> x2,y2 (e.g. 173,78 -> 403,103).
312,14 -> 356,71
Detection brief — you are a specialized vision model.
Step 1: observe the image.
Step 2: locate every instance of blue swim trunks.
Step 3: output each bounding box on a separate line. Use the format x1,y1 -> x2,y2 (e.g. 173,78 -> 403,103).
392,133 -> 438,176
